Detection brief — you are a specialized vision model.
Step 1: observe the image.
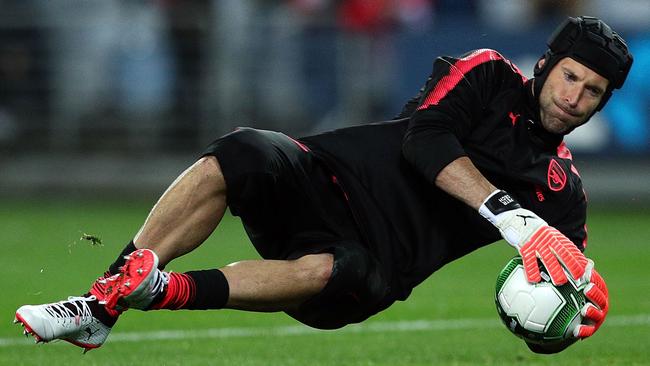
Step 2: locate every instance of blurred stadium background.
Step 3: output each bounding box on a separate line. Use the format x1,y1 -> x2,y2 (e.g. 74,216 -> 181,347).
1,2 -> 649,365
0,0 -> 647,202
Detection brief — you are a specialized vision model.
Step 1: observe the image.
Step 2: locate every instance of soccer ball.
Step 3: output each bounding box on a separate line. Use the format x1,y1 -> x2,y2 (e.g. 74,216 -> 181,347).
495,256 -> 587,345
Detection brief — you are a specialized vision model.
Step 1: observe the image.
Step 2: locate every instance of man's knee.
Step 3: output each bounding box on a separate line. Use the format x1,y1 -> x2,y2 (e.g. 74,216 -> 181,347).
201,128 -> 290,193
195,155 -> 221,175
191,155 -> 226,193
294,253 -> 334,292
201,128 -> 307,219
203,128 -> 276,169
286,243 -> 390,330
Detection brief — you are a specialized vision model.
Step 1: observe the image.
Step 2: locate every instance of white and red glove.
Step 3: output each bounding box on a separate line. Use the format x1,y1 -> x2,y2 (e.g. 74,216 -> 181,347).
574,259 -> 609,339
526,263 -> 609,353
479,190 -> 587,285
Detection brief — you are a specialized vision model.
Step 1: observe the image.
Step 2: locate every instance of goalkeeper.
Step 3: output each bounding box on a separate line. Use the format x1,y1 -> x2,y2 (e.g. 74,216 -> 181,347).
16,16 -> 630,354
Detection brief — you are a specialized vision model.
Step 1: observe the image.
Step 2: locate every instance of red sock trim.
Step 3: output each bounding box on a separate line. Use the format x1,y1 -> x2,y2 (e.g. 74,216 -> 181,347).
151,273 -> 196,310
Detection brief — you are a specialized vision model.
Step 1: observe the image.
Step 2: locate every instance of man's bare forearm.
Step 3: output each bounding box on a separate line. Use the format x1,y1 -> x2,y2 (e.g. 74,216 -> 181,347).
434,156 -> 497,210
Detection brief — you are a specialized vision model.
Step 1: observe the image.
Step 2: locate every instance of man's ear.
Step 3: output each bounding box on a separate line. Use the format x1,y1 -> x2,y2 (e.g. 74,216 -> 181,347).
537,57 -> 546,69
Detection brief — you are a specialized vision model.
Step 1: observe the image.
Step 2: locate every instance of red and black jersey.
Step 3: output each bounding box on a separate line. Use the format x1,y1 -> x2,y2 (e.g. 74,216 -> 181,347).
300,49 -> 587,303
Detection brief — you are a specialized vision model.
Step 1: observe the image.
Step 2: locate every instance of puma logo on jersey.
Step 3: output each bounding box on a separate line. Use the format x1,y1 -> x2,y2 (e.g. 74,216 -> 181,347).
508,112 -> 520,126
516,214 -> 536,225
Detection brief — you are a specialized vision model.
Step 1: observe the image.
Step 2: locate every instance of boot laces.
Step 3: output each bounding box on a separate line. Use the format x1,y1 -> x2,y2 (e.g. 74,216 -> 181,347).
43,296 -> 96,326
151,271 -> 170,296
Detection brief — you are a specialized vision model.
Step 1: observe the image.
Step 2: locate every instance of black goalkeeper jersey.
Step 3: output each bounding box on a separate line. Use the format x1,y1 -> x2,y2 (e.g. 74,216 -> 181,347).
299,49 -> 587,303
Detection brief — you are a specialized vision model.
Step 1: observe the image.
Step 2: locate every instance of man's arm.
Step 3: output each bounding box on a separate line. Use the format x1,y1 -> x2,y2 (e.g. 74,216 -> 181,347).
434,156 -> 587,286
435,156 -> 606,348
402,49 -> 587,285
434,156 -> 496,210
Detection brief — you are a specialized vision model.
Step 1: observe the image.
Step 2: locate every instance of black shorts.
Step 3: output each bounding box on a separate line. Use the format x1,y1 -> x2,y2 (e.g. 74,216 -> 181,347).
203,128 -> 391,329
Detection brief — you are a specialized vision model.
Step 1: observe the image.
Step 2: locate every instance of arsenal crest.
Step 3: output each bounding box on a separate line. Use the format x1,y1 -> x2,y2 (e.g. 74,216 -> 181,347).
547,159 -> 567,191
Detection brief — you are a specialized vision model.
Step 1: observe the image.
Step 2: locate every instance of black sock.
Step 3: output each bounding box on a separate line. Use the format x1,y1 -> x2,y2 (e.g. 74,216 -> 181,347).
108,241 -> 137,275
150,269 -> 229,310
185,269 -> 230,310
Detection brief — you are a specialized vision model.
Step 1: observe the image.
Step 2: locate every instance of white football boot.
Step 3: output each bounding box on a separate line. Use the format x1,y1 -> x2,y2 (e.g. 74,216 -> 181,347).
15,295 -> 112,352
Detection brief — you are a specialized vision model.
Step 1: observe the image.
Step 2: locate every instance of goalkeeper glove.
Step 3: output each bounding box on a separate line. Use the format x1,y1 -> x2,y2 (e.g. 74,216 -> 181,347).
574,260 -> 609,339
479,190 -> 587,285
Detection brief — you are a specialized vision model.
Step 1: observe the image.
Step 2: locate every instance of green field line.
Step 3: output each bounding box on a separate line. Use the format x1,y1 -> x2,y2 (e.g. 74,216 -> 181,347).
4,313 -> 649,347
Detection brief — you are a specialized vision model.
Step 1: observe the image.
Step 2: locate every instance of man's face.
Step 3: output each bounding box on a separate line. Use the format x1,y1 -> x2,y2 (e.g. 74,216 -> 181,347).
538,57 -> 610,135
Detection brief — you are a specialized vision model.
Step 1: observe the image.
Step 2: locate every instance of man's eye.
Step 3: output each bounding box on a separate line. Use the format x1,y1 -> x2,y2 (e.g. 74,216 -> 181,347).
587,87 -> 602,97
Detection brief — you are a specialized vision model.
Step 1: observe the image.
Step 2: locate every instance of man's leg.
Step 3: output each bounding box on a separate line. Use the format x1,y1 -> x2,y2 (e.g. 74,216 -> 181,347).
15,150 -> 337,348
105,248 -> 334,313
97,154 -> 229,310
110,154 -> 334,311
14,155 -> 232,349
102,129 -> 382,326
221,254 -> 334,312
102,155 -> 226,278
133,155 -> 227,267
113,240 -> 391,331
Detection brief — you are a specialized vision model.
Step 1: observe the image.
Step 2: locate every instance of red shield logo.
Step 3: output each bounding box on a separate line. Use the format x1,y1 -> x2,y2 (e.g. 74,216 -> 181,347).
547,159 -> 567,191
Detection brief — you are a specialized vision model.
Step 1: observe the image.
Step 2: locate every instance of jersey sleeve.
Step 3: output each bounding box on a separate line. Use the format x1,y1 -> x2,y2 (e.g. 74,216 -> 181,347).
401,49 -> 521,183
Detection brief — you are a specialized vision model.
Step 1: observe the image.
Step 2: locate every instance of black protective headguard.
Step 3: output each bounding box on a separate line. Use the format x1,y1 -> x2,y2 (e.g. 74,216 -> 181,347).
533,16 -> 633,111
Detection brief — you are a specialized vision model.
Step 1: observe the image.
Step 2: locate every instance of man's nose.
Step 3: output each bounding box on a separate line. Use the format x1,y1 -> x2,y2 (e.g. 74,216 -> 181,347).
563,85 -> 582,107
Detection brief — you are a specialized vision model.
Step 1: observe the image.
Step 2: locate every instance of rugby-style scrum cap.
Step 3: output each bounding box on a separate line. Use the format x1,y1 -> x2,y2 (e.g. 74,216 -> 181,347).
534,16 -> 633,111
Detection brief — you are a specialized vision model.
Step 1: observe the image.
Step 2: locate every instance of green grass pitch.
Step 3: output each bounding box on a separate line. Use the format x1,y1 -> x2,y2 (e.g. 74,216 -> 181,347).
1,199 -> 648,365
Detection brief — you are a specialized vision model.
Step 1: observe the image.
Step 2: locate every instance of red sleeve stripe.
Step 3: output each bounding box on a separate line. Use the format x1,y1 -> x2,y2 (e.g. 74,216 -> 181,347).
288,136 -> 310,152
558,141 -> 582,177
416,49 -> 525,110
557,142 -> 573,160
